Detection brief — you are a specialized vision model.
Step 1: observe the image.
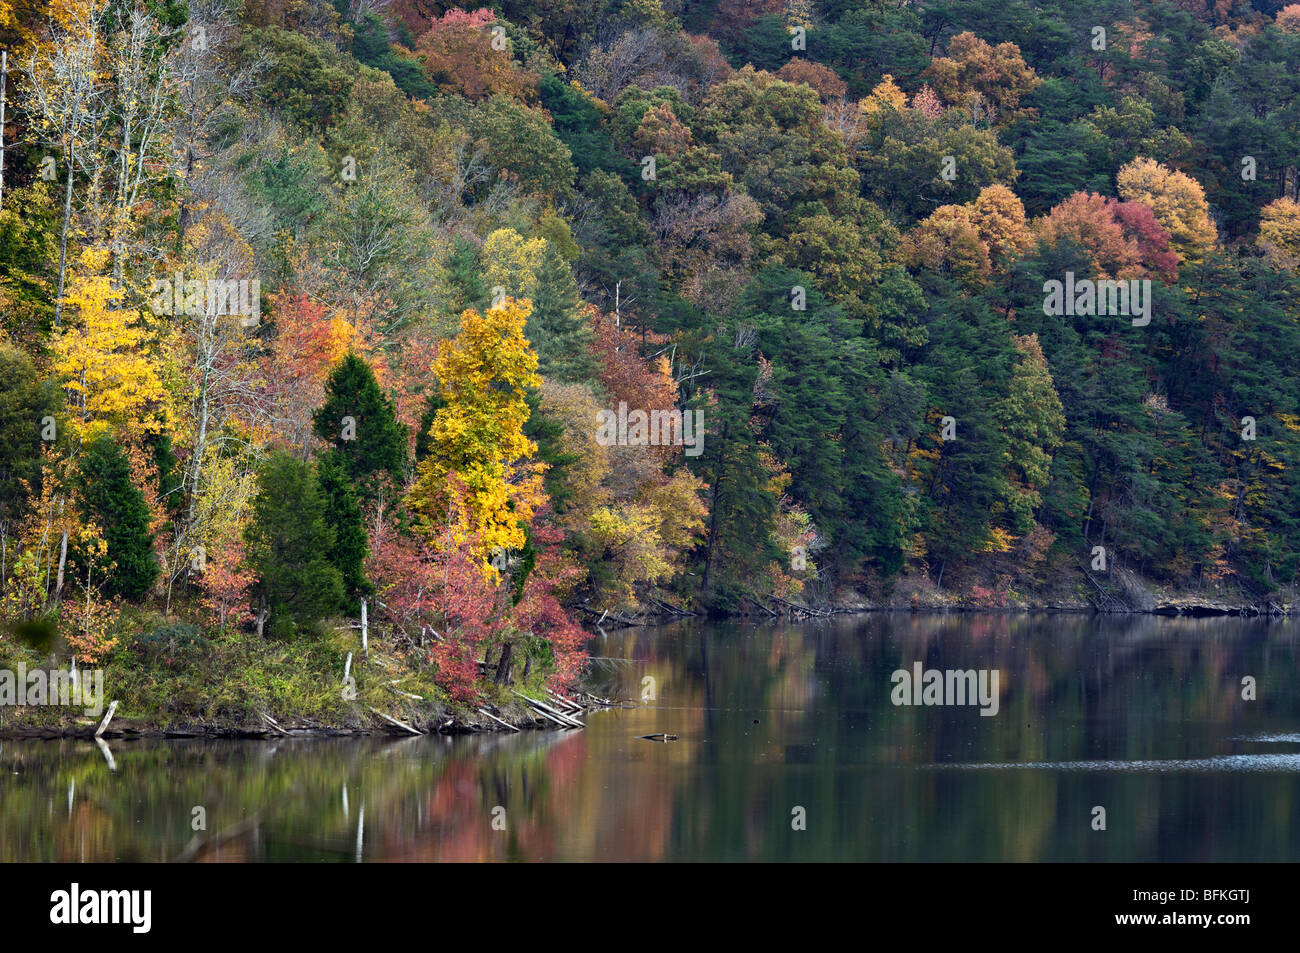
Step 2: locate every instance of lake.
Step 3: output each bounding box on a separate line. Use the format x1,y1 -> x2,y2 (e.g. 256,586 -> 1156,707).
2,613 -> 1298,861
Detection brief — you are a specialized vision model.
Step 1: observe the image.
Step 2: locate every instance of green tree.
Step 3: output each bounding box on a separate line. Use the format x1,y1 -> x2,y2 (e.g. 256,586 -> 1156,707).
0,347 -> 61,534
316,452 -> 368,603
244,452 -> 344,638
528,246 -> 598,384
76,434 -> 158,601
312,352 -> 407,503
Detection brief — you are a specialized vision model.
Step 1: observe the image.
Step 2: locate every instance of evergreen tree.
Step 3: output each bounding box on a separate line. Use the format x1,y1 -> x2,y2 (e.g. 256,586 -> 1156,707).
312,352 -> 407,501
0,347 -> 61,533
445,236 -> 488,313
316,452 -> 369,602
76,434 -> 158,600
244,452 -> 344,637
528,246 -> 598,384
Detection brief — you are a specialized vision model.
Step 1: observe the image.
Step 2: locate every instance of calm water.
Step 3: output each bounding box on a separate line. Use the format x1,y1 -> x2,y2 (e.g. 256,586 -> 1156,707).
2,613 -> 1299,861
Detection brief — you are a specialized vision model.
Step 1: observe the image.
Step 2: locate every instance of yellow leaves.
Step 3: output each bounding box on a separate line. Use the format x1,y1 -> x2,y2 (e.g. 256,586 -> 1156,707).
1117,158 -> 1217,259
408,298 -> 545,571
982,526 -> 1015,554
51,249 -> 167,441
1277,412 -> 1300,435
481,228 -> 548,300
858,74 -> 907,119
1258,197 -> 1300,269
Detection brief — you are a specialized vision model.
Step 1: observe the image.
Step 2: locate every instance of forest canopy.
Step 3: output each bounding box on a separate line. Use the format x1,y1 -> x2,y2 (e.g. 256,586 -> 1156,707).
3,0 -> 1300,703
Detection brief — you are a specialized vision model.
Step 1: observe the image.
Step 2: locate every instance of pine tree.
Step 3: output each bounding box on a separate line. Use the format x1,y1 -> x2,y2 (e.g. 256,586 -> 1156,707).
0,346 -> 61,532
444,236 -> 488,314
312,352 -> 407,501
76,434 -> 158,600
316,453 -> 369,602
244,452 -> 344,637
527,245 -> 598,384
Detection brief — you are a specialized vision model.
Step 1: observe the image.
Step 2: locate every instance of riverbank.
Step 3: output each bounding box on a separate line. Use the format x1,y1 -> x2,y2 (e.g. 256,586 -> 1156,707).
587,564 -> 1292,627
0,623 -> 616,740
2,560 -> 1291,740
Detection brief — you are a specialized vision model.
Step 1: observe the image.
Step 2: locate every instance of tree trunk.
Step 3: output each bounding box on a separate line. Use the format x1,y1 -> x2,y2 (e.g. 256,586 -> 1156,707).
494,641 -> 513,686
0,51 -> 8,213
53,530 -> 69,606
55,160 -> 74,327
700,421 -> 728,594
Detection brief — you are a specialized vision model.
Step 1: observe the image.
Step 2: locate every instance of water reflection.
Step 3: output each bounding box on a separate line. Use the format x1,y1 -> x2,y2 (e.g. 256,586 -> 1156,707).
2,613 -> 1298,861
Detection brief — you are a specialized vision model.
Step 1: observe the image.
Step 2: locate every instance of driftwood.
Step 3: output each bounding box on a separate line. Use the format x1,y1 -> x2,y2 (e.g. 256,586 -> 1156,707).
645,594 -> 697,616
511,690 -> 584,728
546,690 -> 584,714
259,711 -> 289,736
477,708 -> 520,731
576,605 -> 644,627
367,707 -> 423,735
769,595 -> 833,618
94,700 -> 118,738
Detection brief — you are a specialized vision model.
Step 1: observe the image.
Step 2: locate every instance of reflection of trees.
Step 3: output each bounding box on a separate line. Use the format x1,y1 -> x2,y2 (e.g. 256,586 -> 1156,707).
2,615 -> 1298,861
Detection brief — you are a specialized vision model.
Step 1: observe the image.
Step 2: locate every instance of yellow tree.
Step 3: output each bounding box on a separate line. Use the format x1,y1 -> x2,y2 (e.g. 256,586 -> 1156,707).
481,228 -> 548,300
1258,197 -> 1300,269
407,298 -> 546,571
923,32 -> 1039,123
51,247 -> 167,442
1116,158 -> 1217,260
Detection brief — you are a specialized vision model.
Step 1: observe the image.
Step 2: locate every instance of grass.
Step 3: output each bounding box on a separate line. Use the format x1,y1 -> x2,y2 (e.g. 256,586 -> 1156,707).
1,606 -> 566,733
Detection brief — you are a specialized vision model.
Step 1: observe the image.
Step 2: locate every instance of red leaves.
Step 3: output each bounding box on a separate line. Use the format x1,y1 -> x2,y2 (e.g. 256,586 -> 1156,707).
367,491 -> 587,703
1036,192 -> 1179,283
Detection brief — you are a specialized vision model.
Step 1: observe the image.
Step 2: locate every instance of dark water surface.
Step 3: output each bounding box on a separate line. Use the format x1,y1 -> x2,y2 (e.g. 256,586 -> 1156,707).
2,613 -> 1299,861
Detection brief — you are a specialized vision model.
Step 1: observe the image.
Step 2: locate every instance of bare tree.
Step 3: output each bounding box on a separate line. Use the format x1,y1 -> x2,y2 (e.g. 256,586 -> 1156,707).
24,0 -> 109,326
107,7 -> 176,280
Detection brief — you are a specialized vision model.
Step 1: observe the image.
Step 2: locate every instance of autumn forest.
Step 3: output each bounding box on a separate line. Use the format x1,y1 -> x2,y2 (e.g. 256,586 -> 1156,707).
2,0 -> 1300,720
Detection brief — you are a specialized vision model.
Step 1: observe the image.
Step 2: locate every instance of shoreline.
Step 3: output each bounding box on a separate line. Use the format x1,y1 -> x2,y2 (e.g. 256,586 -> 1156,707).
2,599 -> 1290,741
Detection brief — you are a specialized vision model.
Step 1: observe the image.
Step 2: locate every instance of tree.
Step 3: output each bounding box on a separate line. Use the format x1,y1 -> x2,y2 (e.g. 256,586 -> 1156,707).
470,95 -> 576,201
923,31 -> 1040,123
75,433 -> 157,600
407,299 -> 546,570
694,66 -> 860,233
1116,158 -> 1217,260
244,451 -> 343,637
312,352 -> 407,498
22,0 -> 107,326
407,8 -> 536,103
995,334 -> 1065,533
315,452 -> 367,602
481,227 -> 547,299
1034,191 -> 1178,280
528,246 -> 598,384
52,248 -> 167,442
0,347 -> 61,535
1258,197 -> 1300,268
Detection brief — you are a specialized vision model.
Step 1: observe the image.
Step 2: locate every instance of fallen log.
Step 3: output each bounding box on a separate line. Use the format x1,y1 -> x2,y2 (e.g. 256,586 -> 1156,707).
477,708 -> 520,731
94,700 -> 118,738
259,711 -> 289,736
367,707 -> 423,735
511,690 -> 584,728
